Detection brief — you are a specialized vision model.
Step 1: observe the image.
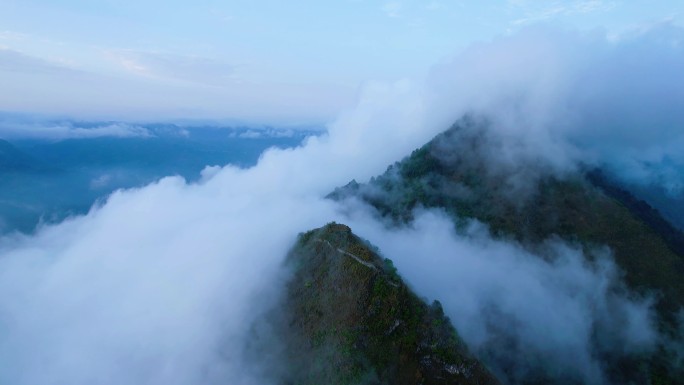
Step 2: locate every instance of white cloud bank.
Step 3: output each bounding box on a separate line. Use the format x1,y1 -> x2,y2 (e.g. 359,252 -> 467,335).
0,119 -> 153,140
0,77 -> 429,385
0,23 -> 683,384
345,209 -> 656,384
424,22 -> 684,193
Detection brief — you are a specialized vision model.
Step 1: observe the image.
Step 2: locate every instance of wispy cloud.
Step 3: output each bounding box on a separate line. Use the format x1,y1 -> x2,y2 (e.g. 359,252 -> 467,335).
104,50 -> 236,86
426,2 -> 442,11
0,30 -> 30,42
0,119 -> 153,140
209,8 -> 234,23
382,1 -> 403,18
511,0 -> 616,26
0,48 -> 79,74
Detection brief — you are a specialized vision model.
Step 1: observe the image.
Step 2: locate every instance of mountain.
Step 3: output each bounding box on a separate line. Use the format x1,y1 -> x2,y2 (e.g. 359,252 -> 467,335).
603,177 -> 684,232
17,135 -> 303,178
0,132 -> 310,234
328,116 -> 684,384
267,223 -> 499,385
330,117 -> 684,316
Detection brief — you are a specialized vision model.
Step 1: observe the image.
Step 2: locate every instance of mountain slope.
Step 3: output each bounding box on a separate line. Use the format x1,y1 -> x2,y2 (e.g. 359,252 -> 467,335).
276,223 -> 499,385
328,116 -> 684,384
329,117 -> 684,318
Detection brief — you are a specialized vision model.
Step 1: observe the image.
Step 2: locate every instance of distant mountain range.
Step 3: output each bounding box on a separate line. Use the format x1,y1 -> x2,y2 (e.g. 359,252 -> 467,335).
0,124 -> 317,234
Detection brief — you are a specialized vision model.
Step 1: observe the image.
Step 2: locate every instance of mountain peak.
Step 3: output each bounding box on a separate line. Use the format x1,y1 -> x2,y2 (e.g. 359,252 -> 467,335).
328,117 -> 684,384
274,222 -> 499,385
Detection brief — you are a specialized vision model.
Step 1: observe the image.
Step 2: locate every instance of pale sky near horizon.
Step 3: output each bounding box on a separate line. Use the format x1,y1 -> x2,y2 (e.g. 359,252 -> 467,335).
0,0 -> 682,123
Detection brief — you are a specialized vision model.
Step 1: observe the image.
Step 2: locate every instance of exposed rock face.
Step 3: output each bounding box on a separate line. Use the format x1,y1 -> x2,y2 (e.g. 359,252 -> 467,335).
278,222 -> 499,385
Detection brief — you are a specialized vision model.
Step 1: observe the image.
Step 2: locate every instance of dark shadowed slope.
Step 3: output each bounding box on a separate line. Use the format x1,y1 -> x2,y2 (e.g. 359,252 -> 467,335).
272,223 -> 499,385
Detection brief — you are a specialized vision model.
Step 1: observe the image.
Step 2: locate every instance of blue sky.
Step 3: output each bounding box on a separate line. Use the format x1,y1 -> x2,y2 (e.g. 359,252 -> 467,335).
0,0 -> 682,123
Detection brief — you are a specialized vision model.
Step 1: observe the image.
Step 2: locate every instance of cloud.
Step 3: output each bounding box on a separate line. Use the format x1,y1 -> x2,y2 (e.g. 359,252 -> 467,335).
0,118 -> 153,140
0,48 -> 79,74
344,208 -> 656,384
105,50 -> 236,86
0,30 -> 30,42
0,50 -> 349,123
382,2 -> 403,18
510,0 -> 616,26
233,128 -> 296,139
0,23 -> 682,385
423,22 -> 684,194
426,2 -> 442,11
0,175 -> 335,384
90,173 -> 114,190
0,73 -> 435,384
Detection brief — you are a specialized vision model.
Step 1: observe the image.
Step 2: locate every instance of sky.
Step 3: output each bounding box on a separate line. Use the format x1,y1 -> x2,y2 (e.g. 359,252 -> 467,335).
1,0 -> 682,123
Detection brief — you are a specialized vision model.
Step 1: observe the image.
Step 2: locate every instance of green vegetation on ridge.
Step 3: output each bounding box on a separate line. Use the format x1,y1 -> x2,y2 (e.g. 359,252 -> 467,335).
330,118 -> 684,317
277,223 -> 499,385
328,116 -> 684,384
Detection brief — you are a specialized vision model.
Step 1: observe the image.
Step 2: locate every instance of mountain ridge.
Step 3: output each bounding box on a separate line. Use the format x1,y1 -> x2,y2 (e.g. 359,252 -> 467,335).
267,222 -> 500,385
329,117 -> 684,317
328,116 -> 684,384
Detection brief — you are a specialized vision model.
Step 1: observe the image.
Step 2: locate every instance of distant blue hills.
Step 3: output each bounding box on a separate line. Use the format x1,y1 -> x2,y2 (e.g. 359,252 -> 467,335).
0,139 -> 45,173
0,120 -> 320,234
